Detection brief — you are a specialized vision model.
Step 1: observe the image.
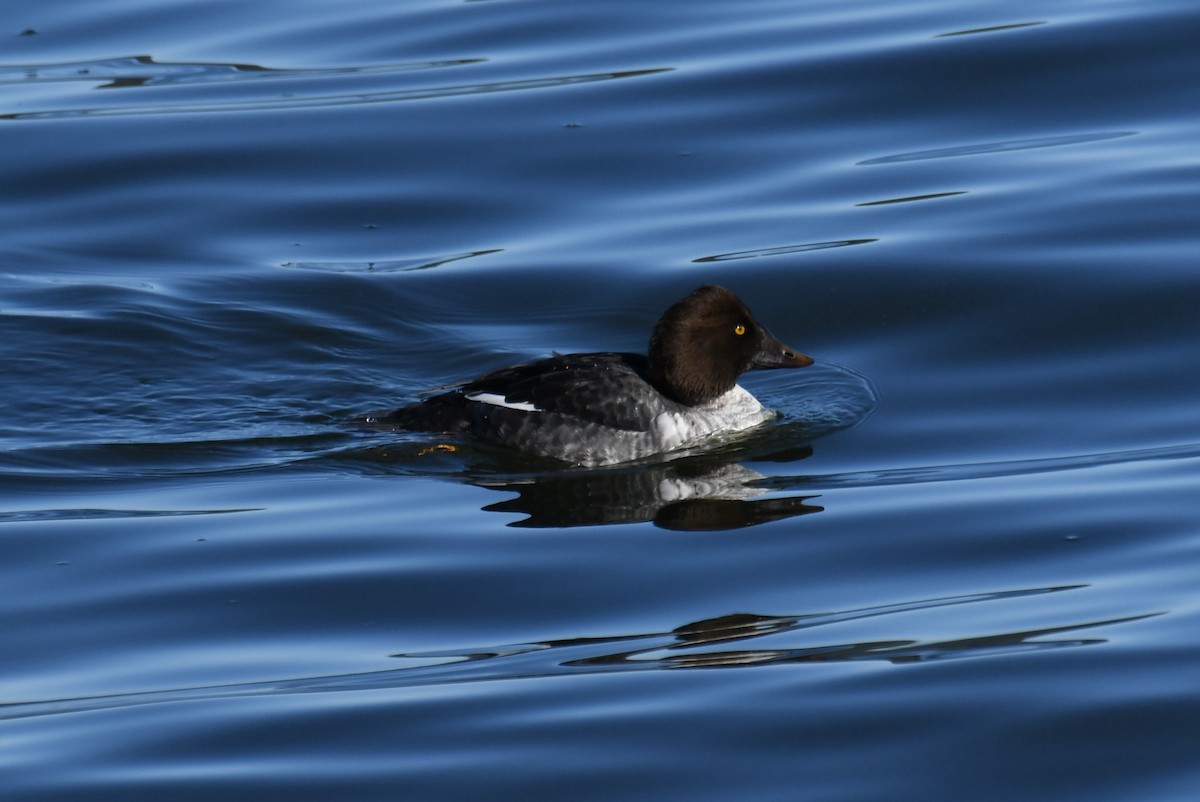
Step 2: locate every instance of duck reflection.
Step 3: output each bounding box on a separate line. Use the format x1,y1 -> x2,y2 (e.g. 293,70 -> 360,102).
470,444 -> 822,529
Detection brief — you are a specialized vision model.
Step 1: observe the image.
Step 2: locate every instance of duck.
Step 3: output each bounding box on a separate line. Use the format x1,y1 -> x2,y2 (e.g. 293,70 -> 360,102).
364,285 -> 813,466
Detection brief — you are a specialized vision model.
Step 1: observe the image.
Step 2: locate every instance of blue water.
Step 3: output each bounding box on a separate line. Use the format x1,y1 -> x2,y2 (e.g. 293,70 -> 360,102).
4,0 -> 1200,798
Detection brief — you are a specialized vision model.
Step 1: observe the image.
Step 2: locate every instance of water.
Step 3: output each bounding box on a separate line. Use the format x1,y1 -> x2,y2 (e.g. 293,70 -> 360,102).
3,0 -> 1200,798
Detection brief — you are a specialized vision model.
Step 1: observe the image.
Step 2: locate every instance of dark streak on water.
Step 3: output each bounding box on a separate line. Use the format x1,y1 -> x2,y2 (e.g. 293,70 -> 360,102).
693,239 -> 879,262
857,131 -> 1138,165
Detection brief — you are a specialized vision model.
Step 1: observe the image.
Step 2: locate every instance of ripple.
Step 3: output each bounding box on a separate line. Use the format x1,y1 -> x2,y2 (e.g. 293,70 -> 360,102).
857,131 -> 1136,165
0,65 -> 671,120
281,249 -> 502,274
763,360 -> 877,438
0,507 -> 258,523
693,239 -> 877,263
0,584 -> 1154,721
755,441 -> 1200,492
0,54 -> 483,89
0,432 -> 347,481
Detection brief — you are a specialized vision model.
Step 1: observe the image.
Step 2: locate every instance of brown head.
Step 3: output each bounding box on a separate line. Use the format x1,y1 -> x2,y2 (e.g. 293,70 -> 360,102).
647,285 -> 813,406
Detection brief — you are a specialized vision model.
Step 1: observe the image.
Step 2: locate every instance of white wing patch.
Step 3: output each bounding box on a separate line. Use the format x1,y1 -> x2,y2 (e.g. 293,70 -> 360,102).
465,391 -> 541,413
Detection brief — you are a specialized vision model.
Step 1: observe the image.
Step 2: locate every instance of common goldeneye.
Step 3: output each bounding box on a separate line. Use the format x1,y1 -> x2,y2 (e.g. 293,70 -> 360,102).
365,285 -> 813,466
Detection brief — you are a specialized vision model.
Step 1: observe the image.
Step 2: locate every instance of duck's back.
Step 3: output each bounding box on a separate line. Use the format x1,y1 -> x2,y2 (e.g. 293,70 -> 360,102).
370,350 -> 775,466
370,353 -> 683,463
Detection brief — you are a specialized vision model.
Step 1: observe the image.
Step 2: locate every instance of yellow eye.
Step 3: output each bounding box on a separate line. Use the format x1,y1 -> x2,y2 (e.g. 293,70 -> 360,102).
734,324 -> 746,336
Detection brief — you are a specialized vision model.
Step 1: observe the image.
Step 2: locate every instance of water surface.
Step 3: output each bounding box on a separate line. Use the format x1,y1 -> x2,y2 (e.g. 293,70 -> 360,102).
3,0 -> 1200,799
